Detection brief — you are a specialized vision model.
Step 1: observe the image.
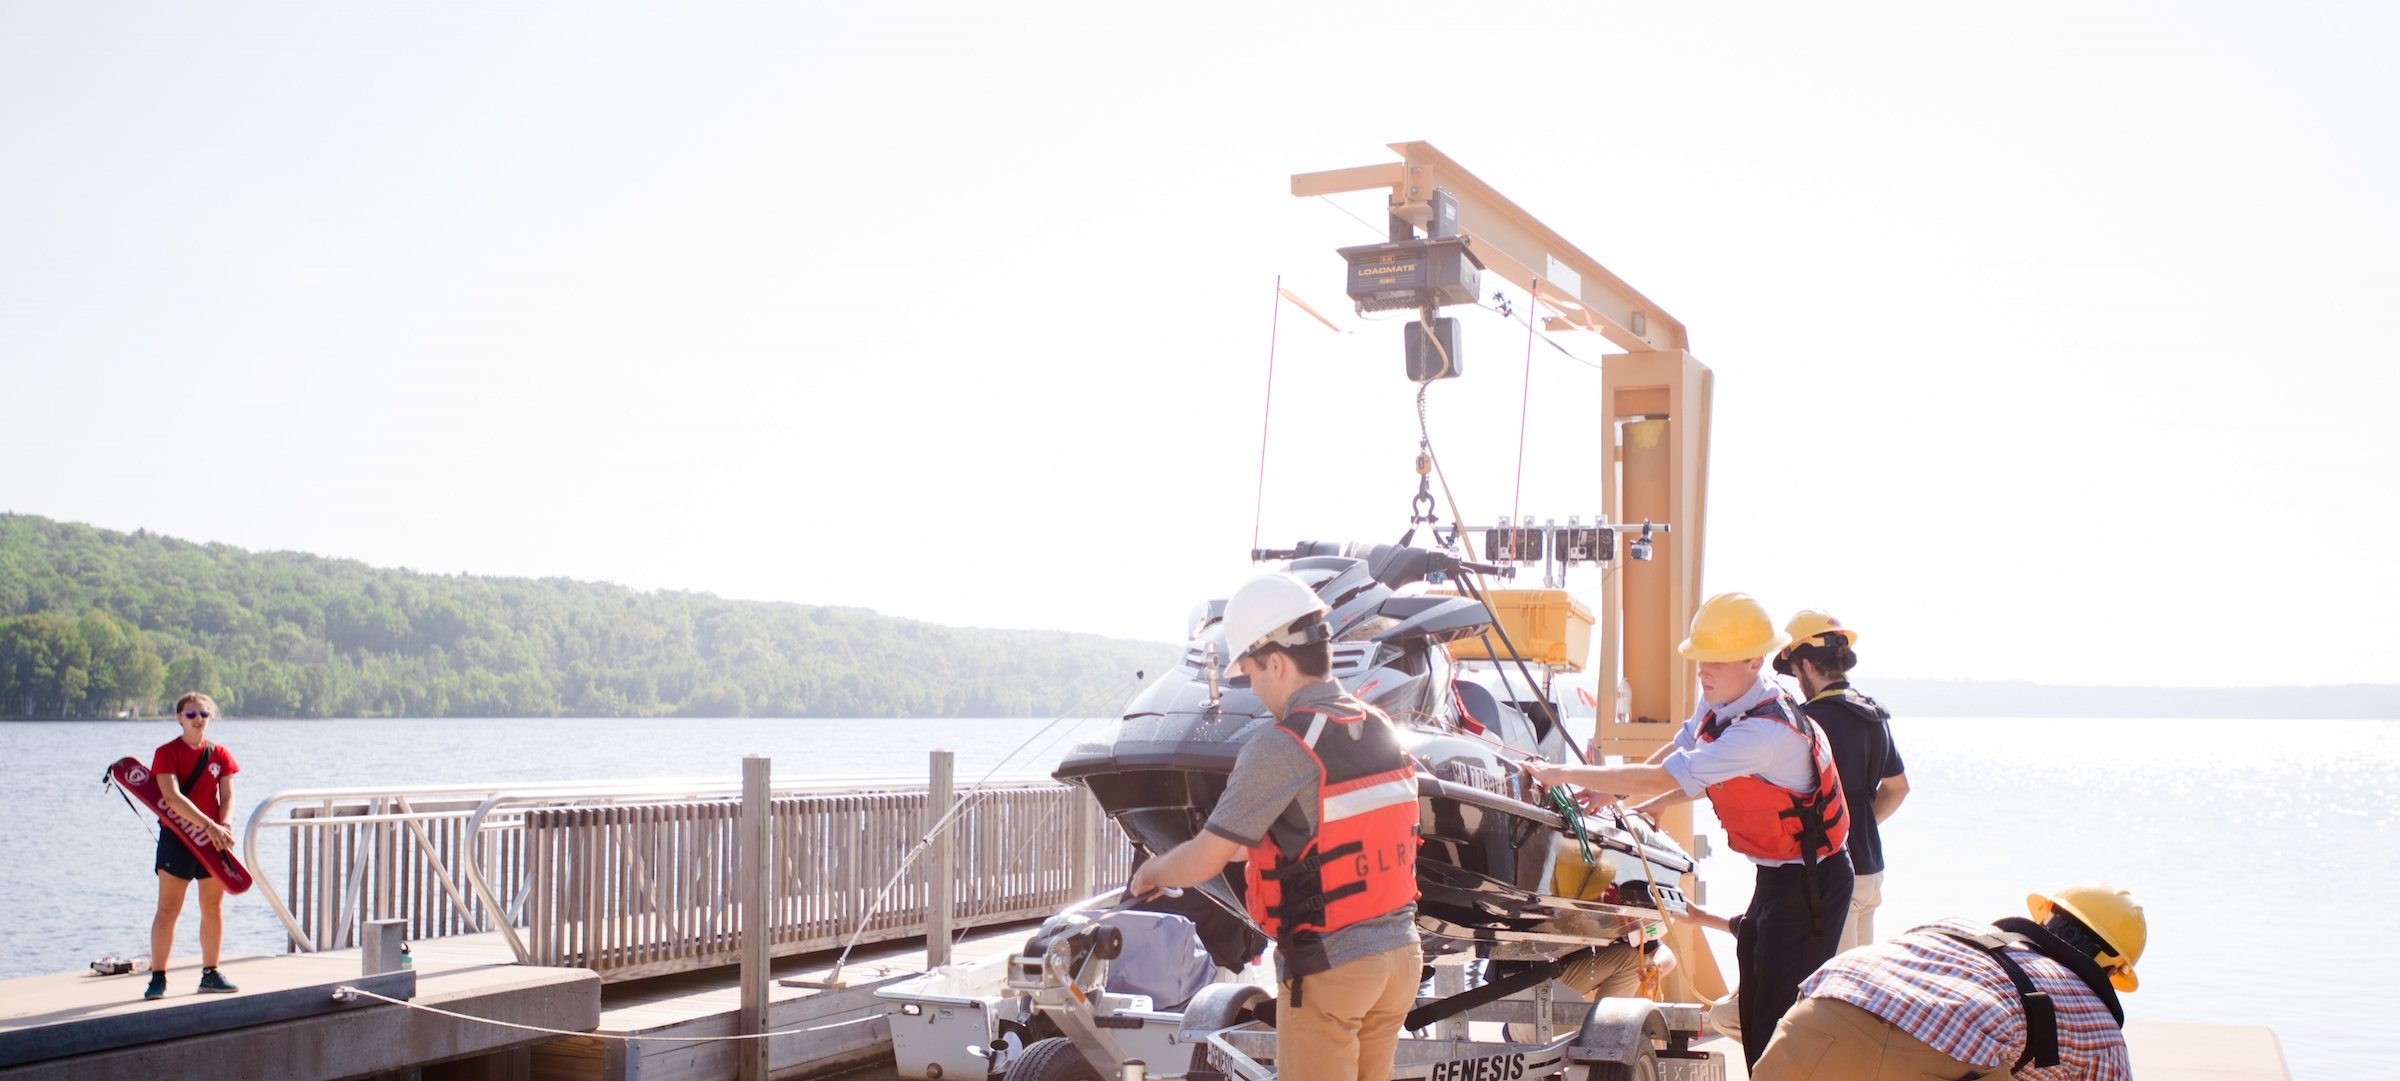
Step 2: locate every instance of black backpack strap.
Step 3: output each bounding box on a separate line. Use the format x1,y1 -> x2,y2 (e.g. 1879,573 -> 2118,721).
1934,929 -> 2059,1071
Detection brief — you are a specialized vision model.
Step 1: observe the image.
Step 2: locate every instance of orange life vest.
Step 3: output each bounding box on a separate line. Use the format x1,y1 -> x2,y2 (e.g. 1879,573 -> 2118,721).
1697,692 -> 1850,863
1243,701 -> 1421,977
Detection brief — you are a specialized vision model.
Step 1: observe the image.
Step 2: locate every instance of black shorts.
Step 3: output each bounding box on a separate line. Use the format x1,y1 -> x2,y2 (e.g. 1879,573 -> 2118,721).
154,830 -> 212,881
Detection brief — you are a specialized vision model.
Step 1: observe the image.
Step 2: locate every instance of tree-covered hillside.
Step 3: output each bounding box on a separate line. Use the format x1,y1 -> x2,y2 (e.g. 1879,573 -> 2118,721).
0,513 -> 1171,719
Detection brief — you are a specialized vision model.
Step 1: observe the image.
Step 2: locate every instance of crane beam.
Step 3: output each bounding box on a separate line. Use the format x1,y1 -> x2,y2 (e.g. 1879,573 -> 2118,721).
1291,142 -> 1689,354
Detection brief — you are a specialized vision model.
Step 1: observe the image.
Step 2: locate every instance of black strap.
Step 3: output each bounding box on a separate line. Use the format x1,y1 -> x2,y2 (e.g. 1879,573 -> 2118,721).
1933,928 -> 2060,1071
104,765 -> 146,821
182,743 -> 215,805
1994,917 -> 2126,1027
1258,839 -> 1364,881
1269,879 -> 1367,920
1401,948 -> 1594,1032
1777,766 -> 1845,937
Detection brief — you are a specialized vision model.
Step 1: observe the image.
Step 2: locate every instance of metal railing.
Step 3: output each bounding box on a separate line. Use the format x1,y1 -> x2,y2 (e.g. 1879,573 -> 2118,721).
241,771 -> 1134,981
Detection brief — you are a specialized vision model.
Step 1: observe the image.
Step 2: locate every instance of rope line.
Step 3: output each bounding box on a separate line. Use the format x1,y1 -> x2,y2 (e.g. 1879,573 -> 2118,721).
1479,300 -> 1602,370
1317,195 -> 1389,238
1510,281 -> 1539,573
333,986 -> 886,1042
1254,275 -> 1284,557
820,673 -> 1141,984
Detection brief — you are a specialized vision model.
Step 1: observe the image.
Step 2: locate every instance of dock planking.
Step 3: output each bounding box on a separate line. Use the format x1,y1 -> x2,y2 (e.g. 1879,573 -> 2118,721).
0,952 -> 597,1081
533,919 -> 1043,1081
3,926 -> 2288,1080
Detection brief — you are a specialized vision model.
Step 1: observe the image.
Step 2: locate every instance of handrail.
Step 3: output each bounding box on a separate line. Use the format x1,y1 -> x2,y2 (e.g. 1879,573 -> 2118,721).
239,771 -> 1114,977
450,777 -> 958,963
242,775 -> 977,951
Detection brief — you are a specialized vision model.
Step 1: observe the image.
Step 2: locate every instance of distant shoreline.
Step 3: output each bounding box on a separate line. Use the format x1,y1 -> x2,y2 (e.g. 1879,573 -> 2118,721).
1869,678 -> 2400,720
13,679 -> 2396,723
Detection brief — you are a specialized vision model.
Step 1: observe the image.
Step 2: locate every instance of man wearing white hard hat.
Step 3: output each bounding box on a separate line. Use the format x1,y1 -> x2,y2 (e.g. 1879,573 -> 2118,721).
1132,571 -> 1423,1081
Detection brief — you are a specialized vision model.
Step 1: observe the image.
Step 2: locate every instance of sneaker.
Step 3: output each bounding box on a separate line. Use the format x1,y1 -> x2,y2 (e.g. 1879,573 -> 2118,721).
197,968 -> 237,994
142,972 -> 166,1000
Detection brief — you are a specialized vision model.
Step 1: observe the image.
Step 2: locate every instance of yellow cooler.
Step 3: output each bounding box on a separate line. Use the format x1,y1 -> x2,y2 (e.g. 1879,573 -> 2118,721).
1448,589 -> 1594,671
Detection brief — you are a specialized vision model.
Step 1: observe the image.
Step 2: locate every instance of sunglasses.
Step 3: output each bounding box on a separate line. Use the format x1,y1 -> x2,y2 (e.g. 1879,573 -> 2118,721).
183,710 -> 213,720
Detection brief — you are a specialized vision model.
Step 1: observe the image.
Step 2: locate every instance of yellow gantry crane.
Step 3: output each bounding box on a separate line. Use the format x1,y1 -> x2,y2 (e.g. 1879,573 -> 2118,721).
1292,142 -> 1727,1003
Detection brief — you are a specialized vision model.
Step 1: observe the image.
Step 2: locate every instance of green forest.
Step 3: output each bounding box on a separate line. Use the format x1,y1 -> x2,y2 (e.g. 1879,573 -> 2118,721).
0,513 -> 1172,719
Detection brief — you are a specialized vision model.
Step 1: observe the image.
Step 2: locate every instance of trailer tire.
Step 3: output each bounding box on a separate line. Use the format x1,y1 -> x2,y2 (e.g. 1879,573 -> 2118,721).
1569,998 -> 1666,1081
1004,1036 -> 1104,1081
1579,1059 -> 1661,1081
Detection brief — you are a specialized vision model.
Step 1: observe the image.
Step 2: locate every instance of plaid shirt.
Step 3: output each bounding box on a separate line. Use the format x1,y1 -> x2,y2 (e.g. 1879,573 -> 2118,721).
1800,919 -> 2131,1080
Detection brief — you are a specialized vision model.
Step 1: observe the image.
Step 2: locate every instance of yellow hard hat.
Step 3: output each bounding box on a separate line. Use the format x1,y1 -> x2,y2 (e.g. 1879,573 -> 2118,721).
2029,884 -> 2147,992
1774,610 -> 1859,674
1780,610 -> 1859,654
1678,593 -> 1789,662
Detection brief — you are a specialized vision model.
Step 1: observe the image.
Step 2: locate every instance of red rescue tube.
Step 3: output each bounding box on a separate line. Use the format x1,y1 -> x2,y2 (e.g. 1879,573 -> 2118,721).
107,756 -> 254,894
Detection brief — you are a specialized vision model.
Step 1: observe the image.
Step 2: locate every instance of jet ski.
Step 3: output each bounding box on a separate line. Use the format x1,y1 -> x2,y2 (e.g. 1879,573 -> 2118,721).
1053,541 -> 1697,966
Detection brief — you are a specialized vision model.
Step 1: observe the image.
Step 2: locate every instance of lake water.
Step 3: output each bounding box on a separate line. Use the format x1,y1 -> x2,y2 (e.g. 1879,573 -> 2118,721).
4,714 -> 2392,1078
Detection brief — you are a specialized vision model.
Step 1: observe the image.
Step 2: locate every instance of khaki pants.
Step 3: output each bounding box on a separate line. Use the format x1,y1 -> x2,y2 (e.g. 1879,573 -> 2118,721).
1751,996 -> 1997,1081
1840,870 -> 1884,954
1560,941 -> 1646,1001
1275,944 -> 1421,1081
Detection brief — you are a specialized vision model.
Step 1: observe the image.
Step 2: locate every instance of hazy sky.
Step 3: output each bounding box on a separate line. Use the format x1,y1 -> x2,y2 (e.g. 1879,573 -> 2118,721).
3,1 -> 2393,687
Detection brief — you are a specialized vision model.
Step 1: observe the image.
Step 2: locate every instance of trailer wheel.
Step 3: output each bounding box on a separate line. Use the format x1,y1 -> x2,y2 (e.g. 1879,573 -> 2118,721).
1568,998 -> 1667,1081
1003,1036 -> 1104,1081
1579,1060 -> 1661,1081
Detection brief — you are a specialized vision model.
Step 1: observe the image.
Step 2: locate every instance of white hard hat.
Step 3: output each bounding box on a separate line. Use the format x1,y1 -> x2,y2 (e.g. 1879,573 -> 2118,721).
1221,572 -> 1333,664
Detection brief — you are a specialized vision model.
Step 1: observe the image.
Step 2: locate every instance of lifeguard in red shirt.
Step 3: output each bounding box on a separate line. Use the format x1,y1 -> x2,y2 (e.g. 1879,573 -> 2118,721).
143,692 -> 242,1000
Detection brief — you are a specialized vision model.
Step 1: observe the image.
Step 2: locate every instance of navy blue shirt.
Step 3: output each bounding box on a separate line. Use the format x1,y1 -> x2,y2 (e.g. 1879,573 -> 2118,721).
1802,682 -> 1904,877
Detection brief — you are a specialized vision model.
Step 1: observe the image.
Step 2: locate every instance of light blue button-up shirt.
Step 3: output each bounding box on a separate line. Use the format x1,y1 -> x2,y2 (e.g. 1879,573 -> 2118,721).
1660,675 -> 1822,866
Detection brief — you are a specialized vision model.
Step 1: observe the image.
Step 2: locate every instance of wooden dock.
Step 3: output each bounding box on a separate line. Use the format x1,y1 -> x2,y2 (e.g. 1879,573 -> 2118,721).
12,770 -> 2268,1081
533,920 -> 1041,1081
0,948 -> 598,1080
0,929 -> 2289,1081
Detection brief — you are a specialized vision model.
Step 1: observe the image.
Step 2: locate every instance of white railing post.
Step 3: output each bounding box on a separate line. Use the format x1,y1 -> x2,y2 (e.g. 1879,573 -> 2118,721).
738,756 -> 771,1081
927,750 -> 955,970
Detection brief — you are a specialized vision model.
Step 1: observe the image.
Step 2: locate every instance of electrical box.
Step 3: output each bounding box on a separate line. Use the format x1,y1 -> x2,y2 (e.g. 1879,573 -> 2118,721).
1559,527 -> 1610,563
1450,589 -> 1595,671
1406,317 -> 1462,382
1338,236 -> 1483,313
1482,521 -> 1542,563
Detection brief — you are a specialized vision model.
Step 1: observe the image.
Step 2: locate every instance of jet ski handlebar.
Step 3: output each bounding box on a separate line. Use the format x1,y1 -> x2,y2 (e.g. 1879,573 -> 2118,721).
1251,541 -> 1510,585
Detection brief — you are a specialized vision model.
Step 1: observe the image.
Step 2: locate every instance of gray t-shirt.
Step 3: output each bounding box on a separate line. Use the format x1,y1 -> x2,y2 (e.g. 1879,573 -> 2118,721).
1202,680 -> 1420,980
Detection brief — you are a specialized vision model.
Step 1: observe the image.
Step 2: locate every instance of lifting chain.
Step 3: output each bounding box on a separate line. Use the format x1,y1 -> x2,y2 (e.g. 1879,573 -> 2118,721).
1410,448 -> 1438,526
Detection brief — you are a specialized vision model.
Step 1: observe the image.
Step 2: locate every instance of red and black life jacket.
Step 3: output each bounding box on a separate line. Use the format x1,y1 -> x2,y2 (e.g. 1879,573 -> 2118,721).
1243,700 -> 1421,978
1697,692 -> 1849,864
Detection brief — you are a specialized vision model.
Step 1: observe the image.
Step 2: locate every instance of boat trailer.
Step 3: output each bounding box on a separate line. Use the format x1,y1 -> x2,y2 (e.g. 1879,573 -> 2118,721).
992,892 -> 1724,1081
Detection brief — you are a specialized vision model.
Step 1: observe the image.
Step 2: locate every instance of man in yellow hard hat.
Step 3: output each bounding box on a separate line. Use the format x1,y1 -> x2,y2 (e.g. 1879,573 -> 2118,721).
1519,592 -> 1854,1069
1749,884 -> 2146,1080
1775,610 -> 1910,953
